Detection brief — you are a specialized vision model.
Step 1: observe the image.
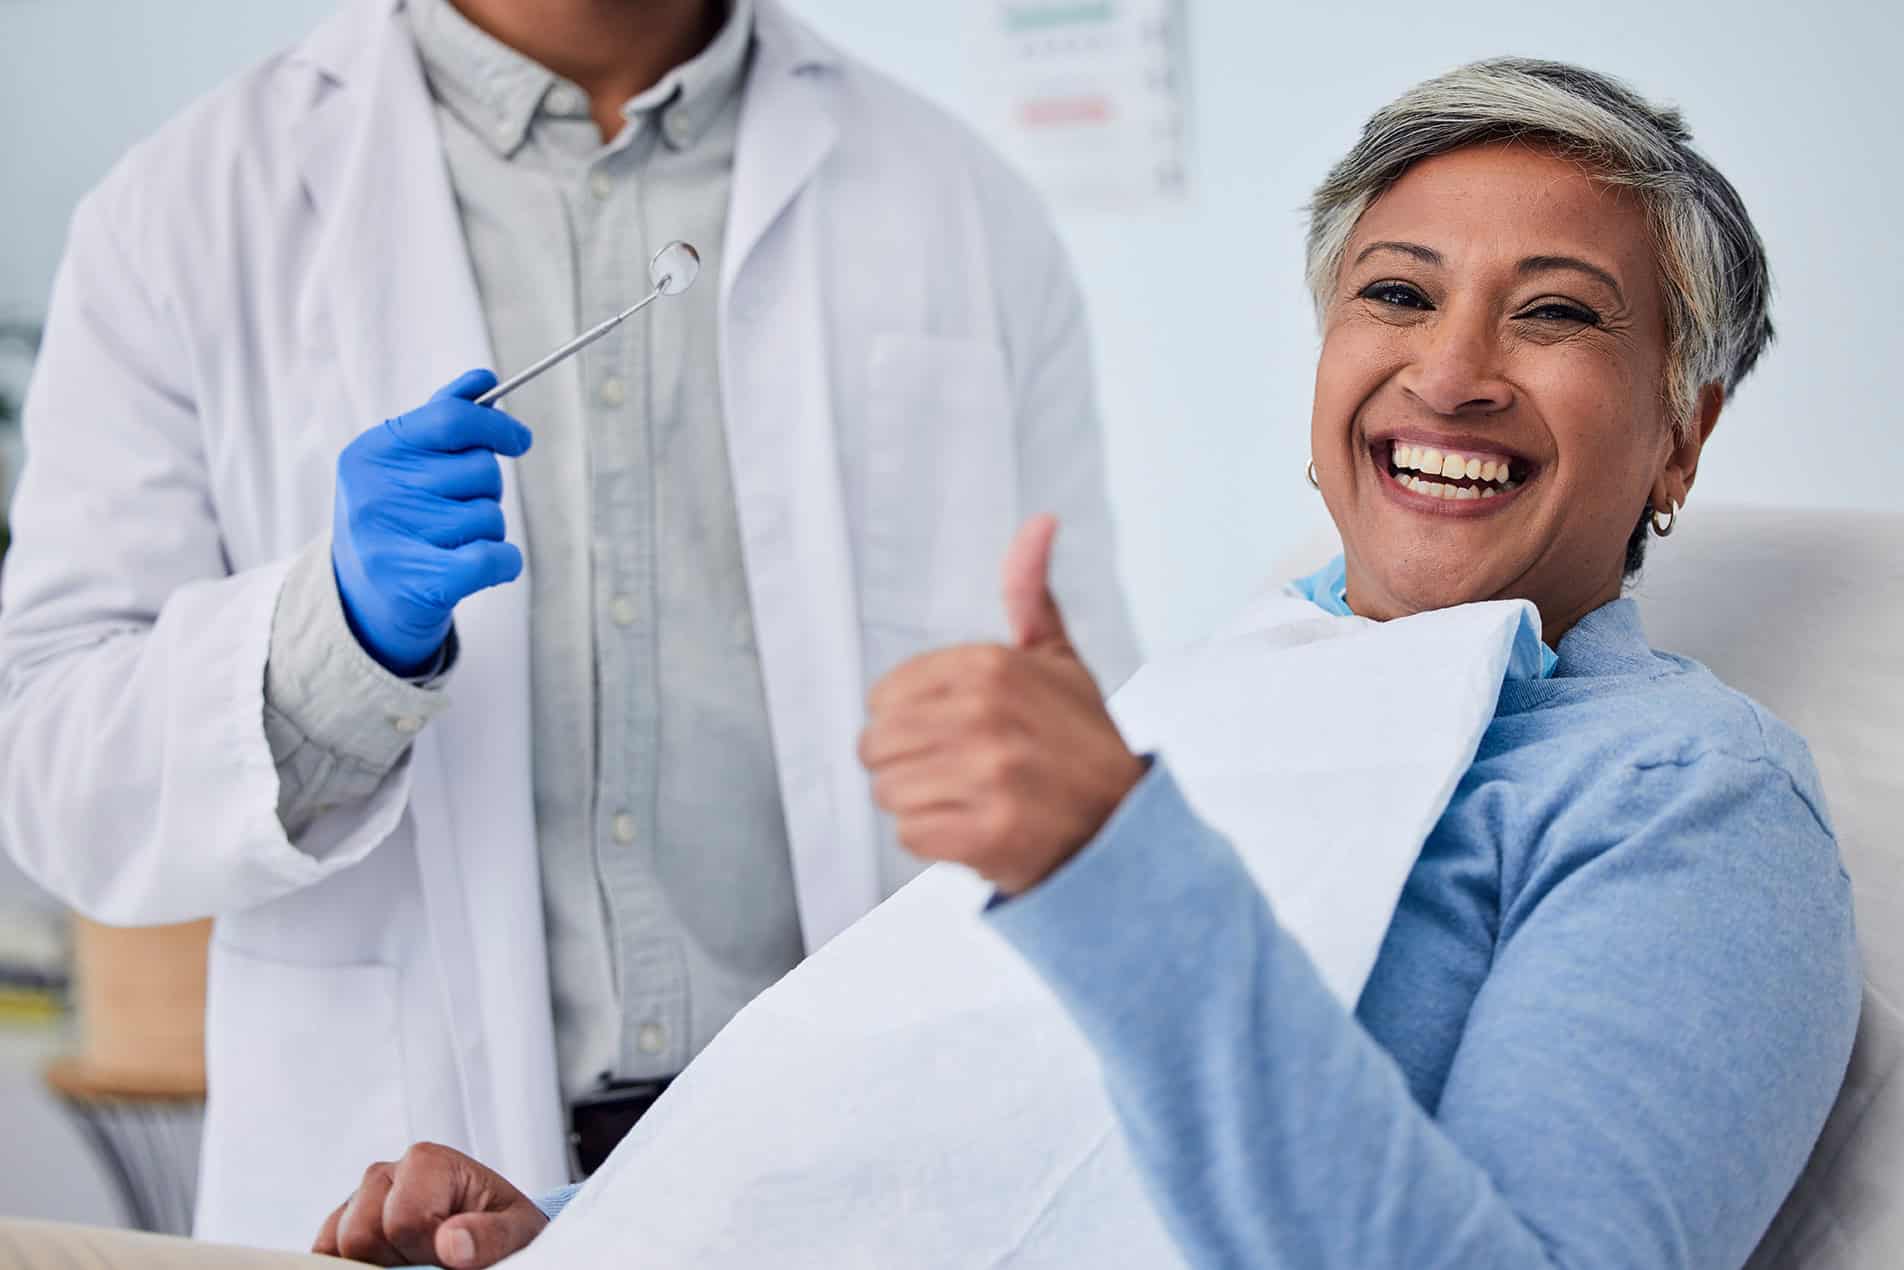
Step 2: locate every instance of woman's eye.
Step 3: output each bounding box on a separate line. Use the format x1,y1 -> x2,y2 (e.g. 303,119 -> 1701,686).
1360,282 -> 1431,310
1520,302 -> 1601,325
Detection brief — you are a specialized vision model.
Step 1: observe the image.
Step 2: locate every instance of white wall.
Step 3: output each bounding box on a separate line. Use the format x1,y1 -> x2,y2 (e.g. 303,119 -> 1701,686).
2,1 -> 1897,653
782,0 -> 1903,650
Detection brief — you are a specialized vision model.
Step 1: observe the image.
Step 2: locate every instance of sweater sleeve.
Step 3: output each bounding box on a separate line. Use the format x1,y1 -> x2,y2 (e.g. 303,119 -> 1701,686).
985,758 -> 1858,1270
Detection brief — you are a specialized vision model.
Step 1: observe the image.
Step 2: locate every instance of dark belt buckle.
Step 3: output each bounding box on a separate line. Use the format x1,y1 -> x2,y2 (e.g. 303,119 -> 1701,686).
569,1077 -> 672,1178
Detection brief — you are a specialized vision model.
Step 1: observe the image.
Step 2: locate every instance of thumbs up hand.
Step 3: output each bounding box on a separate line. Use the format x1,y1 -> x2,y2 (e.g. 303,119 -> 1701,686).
858,515 -> 1145,896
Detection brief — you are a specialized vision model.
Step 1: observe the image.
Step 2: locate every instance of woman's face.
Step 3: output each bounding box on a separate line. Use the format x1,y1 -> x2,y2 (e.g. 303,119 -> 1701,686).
1311,141 -> 1716,641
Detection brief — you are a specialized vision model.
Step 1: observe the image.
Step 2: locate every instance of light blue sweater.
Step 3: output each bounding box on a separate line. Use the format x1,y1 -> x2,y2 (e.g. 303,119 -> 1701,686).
987,597 -> 1859,1268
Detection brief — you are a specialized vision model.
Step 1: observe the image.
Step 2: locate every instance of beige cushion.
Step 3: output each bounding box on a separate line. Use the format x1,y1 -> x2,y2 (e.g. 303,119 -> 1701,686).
0,1219 -> 351,1268
1269,504 -> 1904,1267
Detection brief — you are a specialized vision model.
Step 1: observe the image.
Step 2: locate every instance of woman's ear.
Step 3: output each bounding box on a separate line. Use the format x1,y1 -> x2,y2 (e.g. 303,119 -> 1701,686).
1652,382 -> 1725,513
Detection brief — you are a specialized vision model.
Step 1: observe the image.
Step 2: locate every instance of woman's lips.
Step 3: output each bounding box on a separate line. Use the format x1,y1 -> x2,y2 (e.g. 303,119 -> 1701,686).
1368,437 -> 1536,515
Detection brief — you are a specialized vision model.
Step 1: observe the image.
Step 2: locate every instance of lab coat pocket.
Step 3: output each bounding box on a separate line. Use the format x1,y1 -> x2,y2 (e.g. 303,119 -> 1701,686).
861,334 -> 1019,638
198,944 -> 409,1247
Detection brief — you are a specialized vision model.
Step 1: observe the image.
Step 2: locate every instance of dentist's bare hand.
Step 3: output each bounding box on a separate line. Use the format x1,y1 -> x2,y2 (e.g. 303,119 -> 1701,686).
313,1142 -> 548,1268
858,515 -> 1144,895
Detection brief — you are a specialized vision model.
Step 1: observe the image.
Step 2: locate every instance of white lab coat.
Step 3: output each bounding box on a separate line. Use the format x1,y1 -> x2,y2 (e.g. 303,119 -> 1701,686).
0,0 -> 1138,1249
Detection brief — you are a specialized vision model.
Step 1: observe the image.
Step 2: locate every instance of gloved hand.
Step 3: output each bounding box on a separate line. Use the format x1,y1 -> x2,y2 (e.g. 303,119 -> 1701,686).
331,369 -> 533,676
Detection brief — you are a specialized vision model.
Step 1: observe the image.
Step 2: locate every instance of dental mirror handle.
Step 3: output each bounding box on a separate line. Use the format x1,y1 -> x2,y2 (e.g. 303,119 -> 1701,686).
474,239 -> 700,408
474,289 -> 665,407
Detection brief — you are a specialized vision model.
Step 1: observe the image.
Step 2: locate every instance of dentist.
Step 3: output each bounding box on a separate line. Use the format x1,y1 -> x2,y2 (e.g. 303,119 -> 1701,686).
0,0 -> 1137,1250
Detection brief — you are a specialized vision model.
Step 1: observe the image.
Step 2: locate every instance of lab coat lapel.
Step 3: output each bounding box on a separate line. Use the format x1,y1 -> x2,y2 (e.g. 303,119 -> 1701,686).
722,7 -> 880,949
287,0 -> 564,1187
290,0 -> 492,426
724,1 -> 840,292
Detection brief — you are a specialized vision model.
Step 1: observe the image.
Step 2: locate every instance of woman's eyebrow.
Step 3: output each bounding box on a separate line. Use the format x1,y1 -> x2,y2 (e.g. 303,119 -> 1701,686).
1518,255 -> 1626,304
1353,240 -> 1443,268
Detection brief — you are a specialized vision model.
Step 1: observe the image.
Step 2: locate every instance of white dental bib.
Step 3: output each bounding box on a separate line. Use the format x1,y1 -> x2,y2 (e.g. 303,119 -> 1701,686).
510,594 -> 1548,1268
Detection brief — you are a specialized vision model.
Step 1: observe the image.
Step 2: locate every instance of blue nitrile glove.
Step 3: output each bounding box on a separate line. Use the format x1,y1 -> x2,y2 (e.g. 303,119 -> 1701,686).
330,369 -> 533,676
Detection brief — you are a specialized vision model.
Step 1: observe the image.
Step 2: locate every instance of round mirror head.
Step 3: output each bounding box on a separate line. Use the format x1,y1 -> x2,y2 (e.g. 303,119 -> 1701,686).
650,241 -> 701,296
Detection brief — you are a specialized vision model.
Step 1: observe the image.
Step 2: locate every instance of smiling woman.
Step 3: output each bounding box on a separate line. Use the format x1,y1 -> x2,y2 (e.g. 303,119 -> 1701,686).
858,56 -> 1859,1270
1304,60 -> 1772,640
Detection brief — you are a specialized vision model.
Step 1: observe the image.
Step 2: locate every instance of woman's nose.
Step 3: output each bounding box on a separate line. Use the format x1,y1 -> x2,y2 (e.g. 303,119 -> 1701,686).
1399,311 -> 1513,417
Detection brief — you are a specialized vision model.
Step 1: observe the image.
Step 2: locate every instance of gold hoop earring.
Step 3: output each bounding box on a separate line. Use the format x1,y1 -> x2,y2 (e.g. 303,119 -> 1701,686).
1305,460 -> 1320,491
1650,500 -> 1678,537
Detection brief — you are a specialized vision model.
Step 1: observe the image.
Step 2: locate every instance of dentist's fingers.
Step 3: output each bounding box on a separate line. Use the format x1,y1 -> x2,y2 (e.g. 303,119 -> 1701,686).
431,368 -> 500,403
380,1144 -> 472,1266
311,1201 -> 345,1258
406,496 -> 508,550
325,1162 -> 405,1265
416,449 -> 507,501
440,539 -> 526,598
435,1206 -> 551,1269
1000,514 -> 1074,656
387,395 -> 533,457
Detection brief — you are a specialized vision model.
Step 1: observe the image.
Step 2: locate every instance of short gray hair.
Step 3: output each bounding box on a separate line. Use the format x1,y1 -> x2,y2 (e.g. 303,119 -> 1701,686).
1305,57 -> 1773,436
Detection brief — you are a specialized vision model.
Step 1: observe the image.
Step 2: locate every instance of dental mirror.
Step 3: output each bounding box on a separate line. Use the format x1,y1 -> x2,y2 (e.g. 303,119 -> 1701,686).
650,240 -> 700,296
476,240 -> 700,407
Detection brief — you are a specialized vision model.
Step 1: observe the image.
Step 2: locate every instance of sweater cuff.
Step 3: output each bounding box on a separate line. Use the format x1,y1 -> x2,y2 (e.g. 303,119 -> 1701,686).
264,536 -> 455,772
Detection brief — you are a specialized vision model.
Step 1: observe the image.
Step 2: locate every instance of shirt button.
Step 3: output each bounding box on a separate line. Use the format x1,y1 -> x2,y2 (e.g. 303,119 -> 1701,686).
589,171 -> 613,200
546,85 -> 584,116
599,376 -> 625,407
610,595 -> 638,627
663,112 -> 692,147
391,715 -> 424,736
636,1022 -> 666,1054
612,813 -> 637,845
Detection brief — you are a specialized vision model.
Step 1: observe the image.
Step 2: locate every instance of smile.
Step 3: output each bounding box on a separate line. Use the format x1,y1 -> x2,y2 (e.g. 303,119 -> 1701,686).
1370,437 -> 1535,513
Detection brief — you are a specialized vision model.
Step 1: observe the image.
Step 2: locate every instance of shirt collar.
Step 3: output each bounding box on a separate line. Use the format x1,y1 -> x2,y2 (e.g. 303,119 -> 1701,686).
1288,554 -> 1562,679
407,0 -> 754,159
1549,597 -> 1660,679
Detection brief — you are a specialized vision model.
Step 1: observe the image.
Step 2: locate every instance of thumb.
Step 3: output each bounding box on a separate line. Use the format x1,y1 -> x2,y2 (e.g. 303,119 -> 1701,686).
435,1208 -> 546,1269
1001,514 -> 1075,655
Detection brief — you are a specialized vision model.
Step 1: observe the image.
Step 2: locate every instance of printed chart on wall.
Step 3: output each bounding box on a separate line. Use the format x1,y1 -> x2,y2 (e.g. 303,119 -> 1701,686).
975,0 -> 1192,211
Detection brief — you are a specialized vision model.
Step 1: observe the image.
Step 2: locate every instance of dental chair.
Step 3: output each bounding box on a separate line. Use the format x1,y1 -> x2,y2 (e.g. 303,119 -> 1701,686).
1632,507 -> 1903,1269
1273,503 -> 1903,1268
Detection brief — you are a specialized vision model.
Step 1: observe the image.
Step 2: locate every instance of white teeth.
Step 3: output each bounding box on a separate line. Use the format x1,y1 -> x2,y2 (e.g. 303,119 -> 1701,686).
1456,485 -> 1478,500
1481,487 -> 1498,498
1388,443 -> 1517,485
